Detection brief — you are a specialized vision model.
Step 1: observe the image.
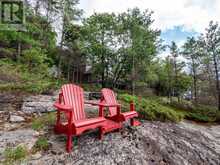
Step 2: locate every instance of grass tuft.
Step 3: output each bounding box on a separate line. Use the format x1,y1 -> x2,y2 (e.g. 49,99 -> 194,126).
3,146 -> 28,164
32,137 -> 49,153
32,112 -> 56,131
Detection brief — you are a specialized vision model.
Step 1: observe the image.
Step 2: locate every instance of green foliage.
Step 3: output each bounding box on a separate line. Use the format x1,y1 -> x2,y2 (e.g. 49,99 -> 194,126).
25,13 -> 57,50
33,137 -> 49,152
81,83 -> 102,92
187,113 -> 212,122
32,112 -> 56,131
32,119 -> 44,131
79,8 -> 161,87
200,21 -> 220,110
80,13 -> 117,86
3,146 -> 28,164
120,93 -> 220,123
0,12 -> 56,50
186,109 -> 219,122
175,73 -> 192,94
168,101 -> 220,122
119,94 -> 184,122
119,93 -> 138,103
20,48 -> 48,69
150,59 -> 192,96
0,7 -> 59,94
0,59 -> 62,93
169,41 -> 178,57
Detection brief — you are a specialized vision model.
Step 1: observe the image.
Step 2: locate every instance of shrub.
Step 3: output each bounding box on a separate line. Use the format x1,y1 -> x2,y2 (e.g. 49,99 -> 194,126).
168,101 -> 219,122
119,94 -> 184,122
0,59 -> 62,94
186,113 -> 212,122
20,48 -> 48,69
119,93 -> 138,103
82,83 -> 102,92
32,112 -> 56,131
33,137 -> 49,152
32,119 -> 44,131
3,146 -> 28,164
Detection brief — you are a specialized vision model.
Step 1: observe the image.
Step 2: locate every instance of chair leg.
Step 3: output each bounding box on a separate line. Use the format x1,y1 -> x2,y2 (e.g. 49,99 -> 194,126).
54,125 -> 59,134
130,118 -> 134,126
98,127 -> 104,140
66,135 -> 72,153
54,111 -> 61,134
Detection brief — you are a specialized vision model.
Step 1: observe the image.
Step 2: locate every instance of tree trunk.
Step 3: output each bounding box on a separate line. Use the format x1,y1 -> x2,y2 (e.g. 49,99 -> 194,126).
113,68 -> 123,88
105,60 -> 109,87
206,62 -> 214,100
132,54 -> 135,96
34,1 -> 40,15
101,31 -> 105,88
17,41 -> 21,61
174,56 -> 179,102
79,65 -> 82,85
76,65 -> 79,84
213,54 -> 220,110
58,31 -> 64,78
67,59 -> 71,82
72,67 -> 75,83
192,59 -> 197,104
113,61 -> 123,88
58,14 -> 66,78
101,54 -> 105,88
193,74 -> 197,103
46,1 -> 51,22
167,57 -> 172,103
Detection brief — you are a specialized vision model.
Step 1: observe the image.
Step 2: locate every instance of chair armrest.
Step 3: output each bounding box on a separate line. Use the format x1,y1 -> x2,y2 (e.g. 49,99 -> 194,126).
53,102 -> 73,112
85,101 -> 121,117
104,103 -> 121,107
85,101 -> 105,106
85,101 -> 121,107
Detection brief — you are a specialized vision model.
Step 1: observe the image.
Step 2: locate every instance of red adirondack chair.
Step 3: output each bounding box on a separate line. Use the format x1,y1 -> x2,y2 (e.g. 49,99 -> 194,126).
101,88 -> 141,126
54,84 -> 106,152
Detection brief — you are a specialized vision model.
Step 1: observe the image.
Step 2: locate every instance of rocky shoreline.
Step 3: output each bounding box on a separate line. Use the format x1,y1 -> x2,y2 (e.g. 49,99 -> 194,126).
0,92 -> 220,165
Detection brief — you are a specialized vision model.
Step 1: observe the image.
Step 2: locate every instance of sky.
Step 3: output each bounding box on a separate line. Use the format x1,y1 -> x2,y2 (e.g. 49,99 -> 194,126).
77,0 -> 220,49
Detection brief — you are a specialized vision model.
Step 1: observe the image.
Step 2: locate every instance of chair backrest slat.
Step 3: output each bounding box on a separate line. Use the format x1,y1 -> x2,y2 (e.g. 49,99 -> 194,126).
61,84 -> 85,121
101,88 -> 118,116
